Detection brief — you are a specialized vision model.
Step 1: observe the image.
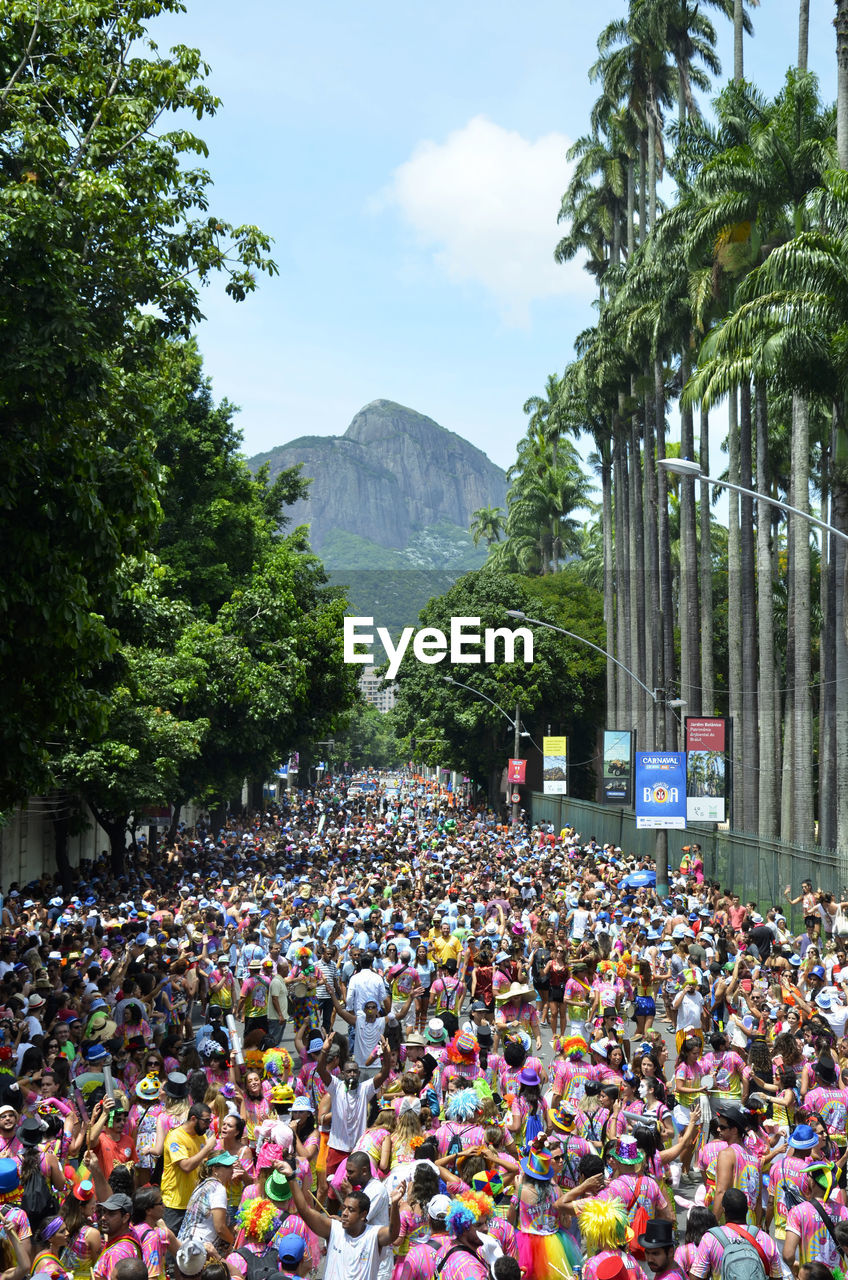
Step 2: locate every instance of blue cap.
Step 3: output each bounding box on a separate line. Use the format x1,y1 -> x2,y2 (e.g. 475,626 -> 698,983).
277,1235 -> 306,1267
811,965 -> 825,979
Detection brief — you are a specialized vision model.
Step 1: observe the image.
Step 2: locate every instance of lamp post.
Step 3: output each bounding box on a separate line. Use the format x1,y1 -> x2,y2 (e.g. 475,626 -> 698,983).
505,610 -> 685,896
442,676 -> 536,827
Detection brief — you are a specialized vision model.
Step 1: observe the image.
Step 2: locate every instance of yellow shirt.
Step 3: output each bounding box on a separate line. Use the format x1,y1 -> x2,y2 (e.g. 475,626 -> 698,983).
432,935 -> 461,965
161,1124 -> 203,1210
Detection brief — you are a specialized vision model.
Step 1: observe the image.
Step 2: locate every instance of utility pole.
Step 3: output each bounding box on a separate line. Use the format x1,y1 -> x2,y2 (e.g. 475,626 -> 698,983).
512,700 -> 521,828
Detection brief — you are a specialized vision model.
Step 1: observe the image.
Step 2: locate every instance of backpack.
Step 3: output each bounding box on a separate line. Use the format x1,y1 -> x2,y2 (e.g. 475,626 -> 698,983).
524,1108 -> 544,1148
21,1168 -> 58,1228
445,1124 -> 471,1159
626,1178 -> 648,1261
237,1246 -> 282,1280
709,1225 -> 768,1280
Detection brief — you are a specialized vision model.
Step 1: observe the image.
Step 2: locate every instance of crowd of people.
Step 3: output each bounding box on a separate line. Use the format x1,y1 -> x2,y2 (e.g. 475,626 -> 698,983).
0,775 -> 847,1280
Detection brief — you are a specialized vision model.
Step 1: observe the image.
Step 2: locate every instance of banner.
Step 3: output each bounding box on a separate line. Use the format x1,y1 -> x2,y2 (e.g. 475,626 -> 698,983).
602,729 -> 633,805
635,752 -> 686,829
542,736 -> 568,794
685,716 -> 728,822
507,758 -> 527,784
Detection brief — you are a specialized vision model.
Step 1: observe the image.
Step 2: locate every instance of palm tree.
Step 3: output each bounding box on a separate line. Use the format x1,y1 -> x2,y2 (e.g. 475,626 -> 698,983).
470,507 -> 505,550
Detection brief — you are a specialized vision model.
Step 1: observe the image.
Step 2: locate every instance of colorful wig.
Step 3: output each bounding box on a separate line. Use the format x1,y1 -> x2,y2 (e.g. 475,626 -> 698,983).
235,1197 -> 283,1242
578,1196 -> 630,1251
445,1088 -> 481,1122
243,1049 -> 265,1072
445,1191 -> 493,1237
559,1035 -> 589,1059
262,1048 -> 293,1080
446,1031 -> 478,1064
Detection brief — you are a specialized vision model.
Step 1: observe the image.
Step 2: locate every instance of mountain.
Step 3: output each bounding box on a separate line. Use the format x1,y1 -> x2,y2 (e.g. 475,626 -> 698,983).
248,399 -> 508,568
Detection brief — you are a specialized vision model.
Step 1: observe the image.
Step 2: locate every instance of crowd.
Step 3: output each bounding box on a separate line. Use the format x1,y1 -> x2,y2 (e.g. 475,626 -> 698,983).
0,776 -> 847,1280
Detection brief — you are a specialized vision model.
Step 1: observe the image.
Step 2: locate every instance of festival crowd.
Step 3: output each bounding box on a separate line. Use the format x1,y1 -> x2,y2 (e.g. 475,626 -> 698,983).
0,777 -> 846,1280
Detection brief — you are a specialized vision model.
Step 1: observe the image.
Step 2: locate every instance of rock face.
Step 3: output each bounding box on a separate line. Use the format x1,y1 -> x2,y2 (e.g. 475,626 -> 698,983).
248,399 -> 507,559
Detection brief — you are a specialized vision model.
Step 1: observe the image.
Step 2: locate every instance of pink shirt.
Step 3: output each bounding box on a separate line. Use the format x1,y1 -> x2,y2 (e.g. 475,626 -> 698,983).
598,1173 -> 668,1222
786,1200 -> 848,1267
392,1234 -> 451,1280
692,1226 -> 782,1280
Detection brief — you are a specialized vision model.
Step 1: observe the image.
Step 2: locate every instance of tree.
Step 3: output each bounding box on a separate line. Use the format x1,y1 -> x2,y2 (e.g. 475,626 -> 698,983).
470,507 -> 505,549
0,0 -> 276,803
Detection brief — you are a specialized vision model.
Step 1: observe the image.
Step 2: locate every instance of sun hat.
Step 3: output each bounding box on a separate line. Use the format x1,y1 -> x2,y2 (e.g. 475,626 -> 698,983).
789,1124 -> 819,1150
404,1031 -> 426,1048
521,1149 -> 554,1180
175,1241 -> 206,1277
611,1138 -> 643,1166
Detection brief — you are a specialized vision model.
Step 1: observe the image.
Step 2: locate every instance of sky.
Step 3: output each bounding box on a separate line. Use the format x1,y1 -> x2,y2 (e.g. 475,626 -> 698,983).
151,0 -> 838,476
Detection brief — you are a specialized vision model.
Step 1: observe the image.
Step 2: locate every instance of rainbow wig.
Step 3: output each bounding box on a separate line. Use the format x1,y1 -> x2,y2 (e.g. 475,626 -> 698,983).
445,1191 -> 493,1237
446,1030 -> 478,1064
235,1197 -> 283,1243
560,1035 -> 589,1059
578,1197 -> 630,1251
262,1048 -> 293,1080
445,1088 -> 481,1122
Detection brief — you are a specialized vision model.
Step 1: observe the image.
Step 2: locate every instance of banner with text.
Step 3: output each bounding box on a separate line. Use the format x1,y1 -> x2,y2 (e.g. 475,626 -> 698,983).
542,736 -> 568,794
684,716 -> 728,822
508,758 -> 527,784
635,752 -> 687,829
602,729 -> 634,805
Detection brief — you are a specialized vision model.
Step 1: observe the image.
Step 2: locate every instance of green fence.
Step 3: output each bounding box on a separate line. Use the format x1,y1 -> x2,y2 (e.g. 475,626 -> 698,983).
528,792 -> 848,917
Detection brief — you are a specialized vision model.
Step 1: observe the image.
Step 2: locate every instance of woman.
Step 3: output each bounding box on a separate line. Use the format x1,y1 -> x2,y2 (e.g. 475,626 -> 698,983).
563,960 -> 592,1041
543,948 -> 569,1039
239,1071 -> 271,1143
507,1068 -> 545,1149
177,1155 -> 235,1251
512,1147 -> 577,1278
529,932 -> 551,1030
216,1115 -> 253,1216
674,1206 -> 716,1273
59,1181 -> 101,1280
674,1037 -> 704,1178
379,1103 -> 423,1171
29,1216 -> 69,1278
633,960 -> 657,1038
413,944 -> 435,1034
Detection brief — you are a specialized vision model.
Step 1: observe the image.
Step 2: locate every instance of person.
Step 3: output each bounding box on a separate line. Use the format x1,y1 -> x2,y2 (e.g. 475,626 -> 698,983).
638,1219 -> 687,1280
112,1263 -> 147,1280
690,1188 -> 782,1280
438,1192 -> 496,1280
175,1152 -> 235,1250
711,1102 -> 760,1225
160,1104 -> 216,1233
130,1187 -> 172,1280
783,1164 -> 848,1275
287,1168 -> 403,1280
578,1198 -> 643,1280
91,1196 -> 143,1280
316,1030 -> 392,1175
276,1233 -> 309,1279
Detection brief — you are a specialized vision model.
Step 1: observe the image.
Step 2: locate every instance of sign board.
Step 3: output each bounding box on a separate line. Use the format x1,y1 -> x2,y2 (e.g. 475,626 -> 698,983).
542,735 -> 568,794
685,717 -> 728,823
602,729 -> 633,805
510,790 -> 521,803
507,758 -> 527,784
635,752 -> 687,829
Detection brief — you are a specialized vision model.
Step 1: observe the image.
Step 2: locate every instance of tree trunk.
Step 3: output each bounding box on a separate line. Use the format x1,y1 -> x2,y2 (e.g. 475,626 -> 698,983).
167,798 -> 184,845
647,115 -> 658,233
655,357 -> 676,748
739,380 -> 758,832
838,0 -> 848,167
602,450 -> 616,726
627,156 -> 636,259
51,809 -> 73,894
819,437 -> 836,848
727,388 -> 743,828
791,393 -> 814,845
639,133 -> 648,244
755,382 -> 777,837
700,405 -> 715,713
614,430 -> 631,726
782,518 -> 795,842
630,387 -> 648,747
833,412 -> 848,851
644,374 -> 660,748
798,0 -> 810,70
734,0 -> 745,81
680,348 -> 701,715
89,805 -> 130,879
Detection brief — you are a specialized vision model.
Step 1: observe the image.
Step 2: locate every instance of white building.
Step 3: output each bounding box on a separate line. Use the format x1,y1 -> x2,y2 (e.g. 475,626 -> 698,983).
359,671 -> 397,713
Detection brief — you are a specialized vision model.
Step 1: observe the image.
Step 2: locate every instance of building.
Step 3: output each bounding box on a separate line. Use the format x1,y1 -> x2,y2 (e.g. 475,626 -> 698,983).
359,671 -> 397,713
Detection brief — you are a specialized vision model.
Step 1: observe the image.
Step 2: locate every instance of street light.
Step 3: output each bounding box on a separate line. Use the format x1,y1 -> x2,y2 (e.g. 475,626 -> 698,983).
658,458 -> 848,545
442,675 -> 538,827
506,610 -> 685,897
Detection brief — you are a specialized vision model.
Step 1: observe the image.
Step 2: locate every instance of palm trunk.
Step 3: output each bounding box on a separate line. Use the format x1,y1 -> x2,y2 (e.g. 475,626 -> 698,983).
627,156 -> 636,259
819,437 -> 836,848
781,518 -> 795,842
639,133 -> 648,244
614,433 -> 630,726
630,386 -> 648,748
734,0 -> 745,81
791,392 -> 814,845
644,378 -> 660,747
680,348 -> 700,715
700,405 -> 715,713
647,114 -> 657,233
602,448 -> 616,726
833,412 -> 848,851
727,388 -> 743,828
838,0 -> 848,167
755,382 -> 778,837
655,357 -> 676,748
739,380 -> 758,832
798,0 -> 810,70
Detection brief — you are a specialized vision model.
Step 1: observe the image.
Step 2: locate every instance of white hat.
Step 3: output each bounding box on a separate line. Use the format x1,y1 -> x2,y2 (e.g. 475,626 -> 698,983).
428,1194 -> 452,1221
176,1242 -> 206,1277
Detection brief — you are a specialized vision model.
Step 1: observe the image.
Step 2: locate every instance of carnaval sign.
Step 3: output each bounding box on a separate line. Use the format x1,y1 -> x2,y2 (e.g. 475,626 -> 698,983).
507,757 -> 527,784
635,752 -> 686,829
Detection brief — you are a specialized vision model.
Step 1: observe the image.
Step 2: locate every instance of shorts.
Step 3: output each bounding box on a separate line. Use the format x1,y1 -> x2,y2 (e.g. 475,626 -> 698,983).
549,987 -> 565,1004
326,1145 -> 349,1175
634,996 -> 656,1017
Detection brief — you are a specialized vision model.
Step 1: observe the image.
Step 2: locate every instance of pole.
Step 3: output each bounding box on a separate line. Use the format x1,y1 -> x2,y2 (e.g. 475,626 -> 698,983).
655,619 -> 669,899
512,701 -> 521,828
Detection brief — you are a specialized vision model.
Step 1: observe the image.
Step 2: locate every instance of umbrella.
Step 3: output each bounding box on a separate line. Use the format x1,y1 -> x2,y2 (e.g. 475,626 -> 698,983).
620,871 -> 656,888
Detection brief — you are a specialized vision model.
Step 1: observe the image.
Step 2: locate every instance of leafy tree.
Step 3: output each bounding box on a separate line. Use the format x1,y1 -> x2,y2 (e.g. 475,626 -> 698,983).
0,0 -> 276,803
327,704 -> 404,773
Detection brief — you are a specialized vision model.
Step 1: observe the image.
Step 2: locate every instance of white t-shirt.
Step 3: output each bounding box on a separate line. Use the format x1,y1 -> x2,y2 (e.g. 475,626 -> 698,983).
325,1220 -> 382,1280
676,990 -> 704,1032
328,1076 -> 376,1152
353,1012 -> 386,1069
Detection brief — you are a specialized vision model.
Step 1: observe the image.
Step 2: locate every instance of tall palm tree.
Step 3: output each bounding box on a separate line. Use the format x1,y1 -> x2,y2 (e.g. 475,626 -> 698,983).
470,507 -> 505,549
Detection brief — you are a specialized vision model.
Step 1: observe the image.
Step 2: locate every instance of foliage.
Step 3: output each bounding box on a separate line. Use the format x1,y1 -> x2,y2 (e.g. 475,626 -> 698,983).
328,703 -> 404,773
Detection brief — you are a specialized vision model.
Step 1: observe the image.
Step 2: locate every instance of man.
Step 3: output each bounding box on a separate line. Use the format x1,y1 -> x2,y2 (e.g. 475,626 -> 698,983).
784,1163 -> 848,1275
276,1233 -> 309,1279
766,1124 -> 817,1242
712,1102 -> 761,1224
637,1220 -> 687,1280
691,1188 -> 782,1280
160,1103 -> 216,1232
335,1151 -> 394,1280
113,1262 -> 148,1280
802,1056 -> 848,1152
287,1167 -> 403,1280
236,957 -> 271,1044
92,1194 -> 143,1280
345,953 -> 389,1017
672,967 -> 704,1054
316,1029 -> 392,1175
263,956 -> 288,1046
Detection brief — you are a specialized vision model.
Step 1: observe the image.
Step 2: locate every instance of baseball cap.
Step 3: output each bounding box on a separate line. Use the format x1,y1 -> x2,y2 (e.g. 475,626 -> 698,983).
97,1193 -> 133,1213
277,1235 -> 306,1267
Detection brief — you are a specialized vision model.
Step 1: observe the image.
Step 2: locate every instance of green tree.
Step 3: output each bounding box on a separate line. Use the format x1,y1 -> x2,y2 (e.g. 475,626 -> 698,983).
0,0 -> 275,803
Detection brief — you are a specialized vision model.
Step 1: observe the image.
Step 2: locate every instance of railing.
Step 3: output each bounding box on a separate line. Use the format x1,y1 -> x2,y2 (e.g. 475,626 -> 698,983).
528,792 -> 848,920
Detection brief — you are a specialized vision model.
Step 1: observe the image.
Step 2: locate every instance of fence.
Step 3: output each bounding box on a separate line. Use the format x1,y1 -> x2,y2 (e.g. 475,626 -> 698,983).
528,792 -> 848,918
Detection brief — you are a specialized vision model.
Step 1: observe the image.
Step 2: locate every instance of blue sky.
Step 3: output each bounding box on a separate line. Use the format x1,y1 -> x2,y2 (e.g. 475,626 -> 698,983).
152,0 -> 837,474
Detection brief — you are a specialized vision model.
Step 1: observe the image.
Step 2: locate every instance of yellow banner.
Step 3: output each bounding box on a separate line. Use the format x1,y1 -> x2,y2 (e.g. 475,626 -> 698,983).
543,736 -> 567,755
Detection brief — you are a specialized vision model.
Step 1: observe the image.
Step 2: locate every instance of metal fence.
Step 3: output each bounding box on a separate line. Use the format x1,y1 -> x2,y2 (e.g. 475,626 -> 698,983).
528,792 -> 848,919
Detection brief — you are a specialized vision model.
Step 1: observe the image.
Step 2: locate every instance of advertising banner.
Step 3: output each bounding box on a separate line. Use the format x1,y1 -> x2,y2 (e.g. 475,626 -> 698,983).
685,716 -> 728,822
635,752 -> 687,829
507,758 -> 527,784
542,736 -> 568,794
602,729 -> 633,805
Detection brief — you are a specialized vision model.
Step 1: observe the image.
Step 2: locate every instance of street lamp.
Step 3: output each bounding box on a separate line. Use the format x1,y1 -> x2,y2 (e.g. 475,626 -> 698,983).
506,610 -> 685,896
442,675 -> 537,827
657,458 -> 848,545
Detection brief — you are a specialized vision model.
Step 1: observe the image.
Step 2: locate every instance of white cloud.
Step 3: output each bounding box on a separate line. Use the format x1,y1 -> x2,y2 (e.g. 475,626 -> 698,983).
380,115 -> 593,325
